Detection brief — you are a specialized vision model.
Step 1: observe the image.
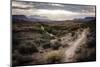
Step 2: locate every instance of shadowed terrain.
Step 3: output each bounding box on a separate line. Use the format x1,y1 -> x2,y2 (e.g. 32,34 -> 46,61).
12,16 -> 96,66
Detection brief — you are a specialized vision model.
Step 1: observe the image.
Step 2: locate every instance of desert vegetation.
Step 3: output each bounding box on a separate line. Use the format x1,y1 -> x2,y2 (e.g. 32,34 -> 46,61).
12,18 -> 96,66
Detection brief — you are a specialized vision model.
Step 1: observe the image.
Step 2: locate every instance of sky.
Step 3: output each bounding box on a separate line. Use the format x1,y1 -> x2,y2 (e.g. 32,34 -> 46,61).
12,1 -> 96,21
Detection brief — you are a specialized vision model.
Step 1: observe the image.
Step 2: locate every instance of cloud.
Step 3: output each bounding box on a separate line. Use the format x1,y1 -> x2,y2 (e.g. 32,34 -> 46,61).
12,1 -> 95,20
12,6 -> 32,10
12,1 -> 34,10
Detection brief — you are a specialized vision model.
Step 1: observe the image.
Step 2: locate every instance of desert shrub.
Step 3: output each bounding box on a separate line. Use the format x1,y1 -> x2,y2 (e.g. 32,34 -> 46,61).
42,42 -> 51,49
18,42 -> 39,55
12,53 -> 33,66
86,37 -> 96,48
75,48 -> 96,62
51,41 -> 62,50
12,50 -> 19,66
12,38 -> 21,51
17,55 -> 33,65
75,40 -> 96,62
44,50 -> 64,64
12,49 -> 34,66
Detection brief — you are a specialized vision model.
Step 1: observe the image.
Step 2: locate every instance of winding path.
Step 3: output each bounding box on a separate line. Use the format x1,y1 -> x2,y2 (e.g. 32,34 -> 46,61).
64,29 -> 89,62
40,25 -> 89,62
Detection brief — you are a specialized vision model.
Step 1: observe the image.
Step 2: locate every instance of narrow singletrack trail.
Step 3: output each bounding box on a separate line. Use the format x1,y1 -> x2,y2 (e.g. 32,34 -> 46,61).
64,29 -> 89,62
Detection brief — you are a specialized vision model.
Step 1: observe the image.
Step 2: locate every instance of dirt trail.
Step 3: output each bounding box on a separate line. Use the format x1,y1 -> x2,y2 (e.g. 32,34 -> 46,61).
64,29 -> 89,62
41,25 -> 89,62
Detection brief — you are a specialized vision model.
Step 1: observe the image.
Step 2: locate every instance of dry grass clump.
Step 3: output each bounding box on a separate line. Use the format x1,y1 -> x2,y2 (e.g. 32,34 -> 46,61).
44,50 -> 64,64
